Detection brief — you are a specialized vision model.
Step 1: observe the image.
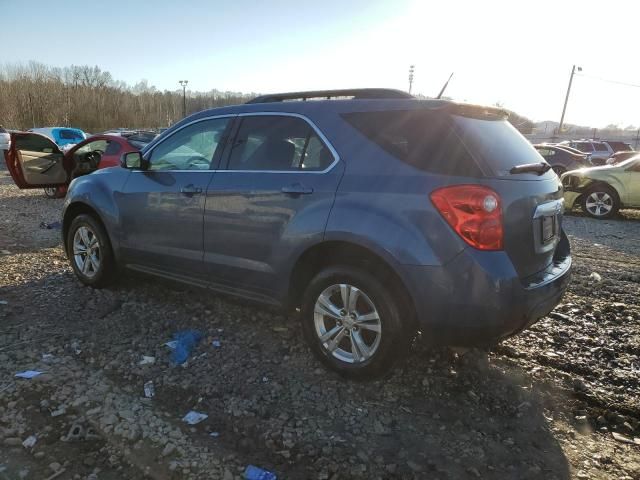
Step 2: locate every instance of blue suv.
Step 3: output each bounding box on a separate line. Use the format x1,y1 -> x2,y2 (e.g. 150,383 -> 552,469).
56,89 -> 571,378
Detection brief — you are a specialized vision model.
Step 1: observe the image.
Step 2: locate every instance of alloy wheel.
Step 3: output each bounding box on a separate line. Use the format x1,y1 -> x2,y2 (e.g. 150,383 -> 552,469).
585,192 -> 613,217
313,283 -> 382,364
73,226 -> 101,278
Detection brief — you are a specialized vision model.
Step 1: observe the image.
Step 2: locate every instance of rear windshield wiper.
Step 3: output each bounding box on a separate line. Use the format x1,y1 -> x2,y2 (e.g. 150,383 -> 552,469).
509,162 -> 551,175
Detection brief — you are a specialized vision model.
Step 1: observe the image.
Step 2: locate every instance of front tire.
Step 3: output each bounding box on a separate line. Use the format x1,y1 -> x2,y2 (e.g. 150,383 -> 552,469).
581,185 -> 619,219
301,265 -> 410,379
66,214 -> 116,287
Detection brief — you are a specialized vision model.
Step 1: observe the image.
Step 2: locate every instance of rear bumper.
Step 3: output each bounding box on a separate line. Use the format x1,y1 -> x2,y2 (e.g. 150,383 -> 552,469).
401,231 -> 572,346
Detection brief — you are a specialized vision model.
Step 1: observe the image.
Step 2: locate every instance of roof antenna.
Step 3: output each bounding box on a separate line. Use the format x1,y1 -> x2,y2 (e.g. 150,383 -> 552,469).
436,72 -> 454,99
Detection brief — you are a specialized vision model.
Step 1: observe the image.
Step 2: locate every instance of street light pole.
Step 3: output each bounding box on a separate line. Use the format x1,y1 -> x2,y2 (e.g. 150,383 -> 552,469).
558,65 -> 581,136
408,65 -> 415,94
179,80 -> 189,118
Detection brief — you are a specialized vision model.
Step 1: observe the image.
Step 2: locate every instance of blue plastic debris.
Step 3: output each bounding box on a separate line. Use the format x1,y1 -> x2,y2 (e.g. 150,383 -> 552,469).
244,465 -> 277,480
15,370 -> 43,379
171,330 -> 203,365
182,411 -> 208,425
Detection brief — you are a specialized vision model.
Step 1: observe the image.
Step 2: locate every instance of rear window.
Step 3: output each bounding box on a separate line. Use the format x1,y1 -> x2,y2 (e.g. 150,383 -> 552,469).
342,110 -> 482,176
59,129 -> 84,141
575,142 -> 594,152
606,141 -> 633,152
452,116 -> 548,176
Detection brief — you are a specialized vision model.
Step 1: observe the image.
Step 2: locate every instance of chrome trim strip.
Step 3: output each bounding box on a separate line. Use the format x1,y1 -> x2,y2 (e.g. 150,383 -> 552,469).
533,198 -> 565,218
136,111 -> 341,175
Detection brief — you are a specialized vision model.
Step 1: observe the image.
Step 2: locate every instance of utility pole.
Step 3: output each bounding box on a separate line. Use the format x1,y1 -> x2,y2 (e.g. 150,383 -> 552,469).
558,65 -> 581,136
179,80 -> 189,118
408,65 -> 415,94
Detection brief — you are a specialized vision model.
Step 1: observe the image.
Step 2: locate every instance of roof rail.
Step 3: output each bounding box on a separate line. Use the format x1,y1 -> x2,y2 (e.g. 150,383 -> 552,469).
246,88 -> 413,104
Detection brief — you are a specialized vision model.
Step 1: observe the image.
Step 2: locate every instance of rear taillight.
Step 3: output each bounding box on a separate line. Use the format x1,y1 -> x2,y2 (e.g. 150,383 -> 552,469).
430,185 -> 503,251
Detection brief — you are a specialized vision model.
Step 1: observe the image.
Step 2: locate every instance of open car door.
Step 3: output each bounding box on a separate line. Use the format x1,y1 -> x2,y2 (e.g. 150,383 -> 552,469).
4,132 -> 69,189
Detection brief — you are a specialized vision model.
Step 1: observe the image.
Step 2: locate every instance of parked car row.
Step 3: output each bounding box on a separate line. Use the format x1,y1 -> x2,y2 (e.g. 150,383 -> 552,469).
4,89 -> 573,377
533,144 -> 591,175
99,129 -> 159,149
560,139 -> 634,165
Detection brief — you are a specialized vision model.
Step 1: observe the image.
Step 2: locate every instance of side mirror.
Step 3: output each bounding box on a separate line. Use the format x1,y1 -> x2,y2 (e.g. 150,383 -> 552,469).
121,151 -> 148,170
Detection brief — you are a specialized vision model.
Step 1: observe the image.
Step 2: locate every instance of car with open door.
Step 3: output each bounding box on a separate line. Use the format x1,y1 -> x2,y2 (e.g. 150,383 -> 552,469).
3,132 -> 139,198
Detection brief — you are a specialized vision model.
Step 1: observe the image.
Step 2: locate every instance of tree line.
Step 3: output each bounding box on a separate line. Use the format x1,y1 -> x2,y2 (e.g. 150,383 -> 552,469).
0,62 -> 254,133
0,61 -> 537,135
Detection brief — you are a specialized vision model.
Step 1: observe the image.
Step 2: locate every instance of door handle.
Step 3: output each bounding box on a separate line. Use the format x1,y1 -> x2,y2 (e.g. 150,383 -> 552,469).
281,183 -> 314,195
180,185 -> 203,195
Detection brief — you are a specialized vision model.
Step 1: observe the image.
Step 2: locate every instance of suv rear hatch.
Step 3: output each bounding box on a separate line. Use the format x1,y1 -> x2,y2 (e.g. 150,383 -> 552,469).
450,112 -> 564,279
343,105 -> 564,280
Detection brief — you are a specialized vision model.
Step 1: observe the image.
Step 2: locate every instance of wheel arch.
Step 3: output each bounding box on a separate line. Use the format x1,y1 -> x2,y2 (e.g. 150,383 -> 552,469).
584,180 -> 622,205
62,202 -> 110,256
286,240 -> 417,329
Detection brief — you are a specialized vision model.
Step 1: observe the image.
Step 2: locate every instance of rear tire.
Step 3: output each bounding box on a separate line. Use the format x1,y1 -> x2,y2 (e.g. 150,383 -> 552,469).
581,185 -> 619,219
66,214 -> 117,288
301,265 -> 410,379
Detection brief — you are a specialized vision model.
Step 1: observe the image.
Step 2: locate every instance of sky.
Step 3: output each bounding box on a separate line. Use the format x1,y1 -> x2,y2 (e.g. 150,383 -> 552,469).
2,0 -> 640,128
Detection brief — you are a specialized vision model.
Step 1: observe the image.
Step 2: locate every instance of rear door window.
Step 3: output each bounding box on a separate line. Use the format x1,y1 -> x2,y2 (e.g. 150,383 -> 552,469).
451,115 -> 548,177
594,143 -> 608,152
342,110 -> 482,176
227,115 -> 334,171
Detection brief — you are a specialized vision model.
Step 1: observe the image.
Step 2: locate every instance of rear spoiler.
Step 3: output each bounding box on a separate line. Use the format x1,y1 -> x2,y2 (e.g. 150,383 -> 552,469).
442,103 -> 509,120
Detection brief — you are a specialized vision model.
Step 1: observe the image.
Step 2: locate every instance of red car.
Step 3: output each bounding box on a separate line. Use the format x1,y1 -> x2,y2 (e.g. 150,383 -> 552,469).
3,132 -> 139,198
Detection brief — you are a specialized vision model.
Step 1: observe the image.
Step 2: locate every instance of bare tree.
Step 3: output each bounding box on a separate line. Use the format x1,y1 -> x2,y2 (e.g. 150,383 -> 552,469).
0,62 -> 254,132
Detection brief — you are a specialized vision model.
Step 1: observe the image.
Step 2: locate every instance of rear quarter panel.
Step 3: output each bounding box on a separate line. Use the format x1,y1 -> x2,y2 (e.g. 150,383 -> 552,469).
317,112 -> 467,267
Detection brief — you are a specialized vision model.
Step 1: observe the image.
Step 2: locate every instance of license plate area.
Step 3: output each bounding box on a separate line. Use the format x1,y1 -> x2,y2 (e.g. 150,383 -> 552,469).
541,214 -> 557,243
533,199 -> 564,254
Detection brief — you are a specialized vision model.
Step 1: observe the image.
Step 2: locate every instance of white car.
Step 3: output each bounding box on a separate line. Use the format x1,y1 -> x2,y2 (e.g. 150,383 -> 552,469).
0,126 -> 10,151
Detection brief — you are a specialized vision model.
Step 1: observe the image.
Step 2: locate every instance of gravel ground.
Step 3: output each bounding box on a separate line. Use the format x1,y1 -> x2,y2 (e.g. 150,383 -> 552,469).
0,169 -> 639,480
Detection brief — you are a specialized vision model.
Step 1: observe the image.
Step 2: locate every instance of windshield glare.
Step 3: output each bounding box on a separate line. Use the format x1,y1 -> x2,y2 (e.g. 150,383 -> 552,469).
617,155 -> 640,168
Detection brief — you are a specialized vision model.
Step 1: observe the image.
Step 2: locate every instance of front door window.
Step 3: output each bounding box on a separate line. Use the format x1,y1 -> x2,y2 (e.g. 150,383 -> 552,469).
148,118 -> 230,171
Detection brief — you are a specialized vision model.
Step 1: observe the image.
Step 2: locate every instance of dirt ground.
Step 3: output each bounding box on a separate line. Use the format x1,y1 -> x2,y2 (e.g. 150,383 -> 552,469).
0,169 -> 638,480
